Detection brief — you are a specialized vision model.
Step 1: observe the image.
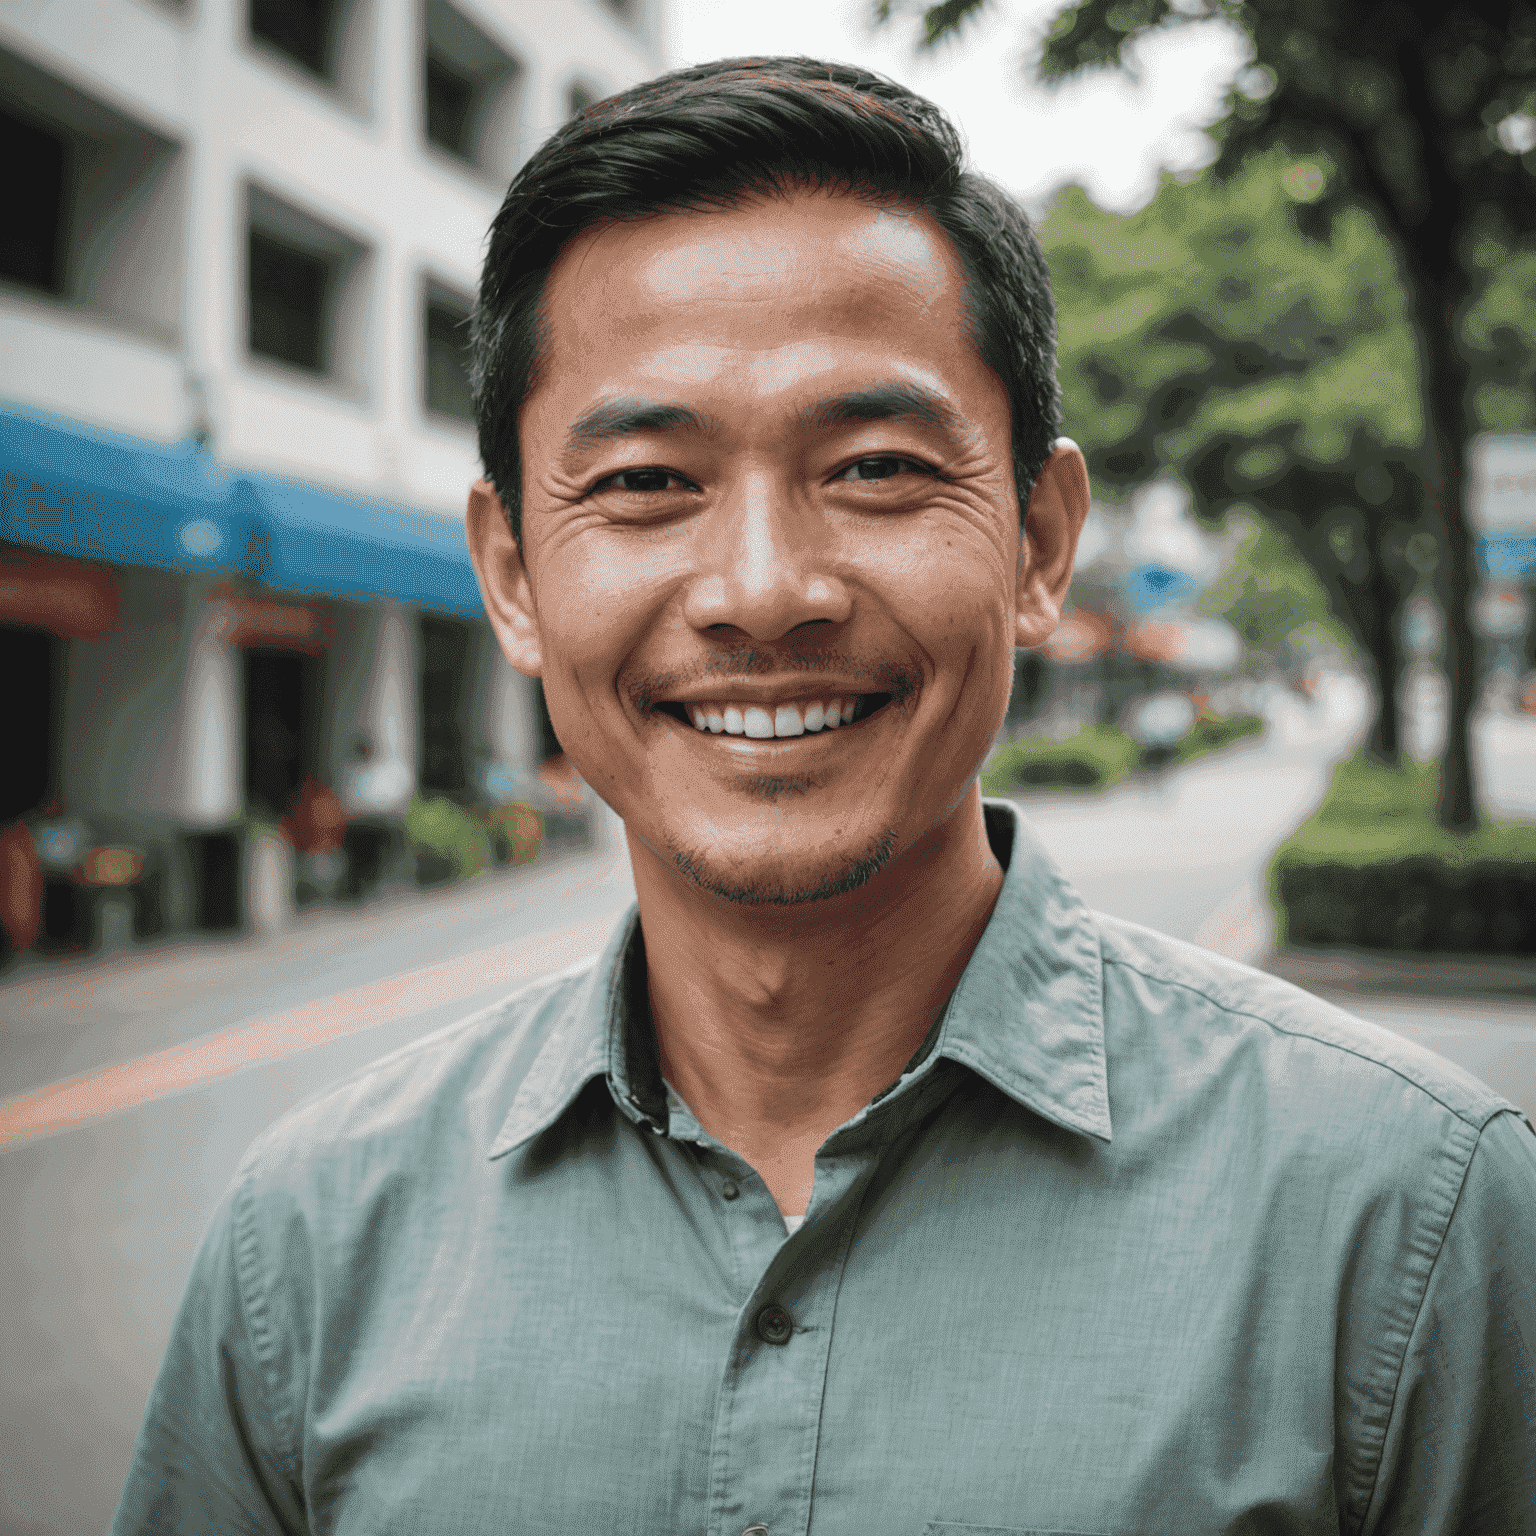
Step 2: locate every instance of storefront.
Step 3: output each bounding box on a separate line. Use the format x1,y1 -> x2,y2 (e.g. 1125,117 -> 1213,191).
0,403 -> 543,960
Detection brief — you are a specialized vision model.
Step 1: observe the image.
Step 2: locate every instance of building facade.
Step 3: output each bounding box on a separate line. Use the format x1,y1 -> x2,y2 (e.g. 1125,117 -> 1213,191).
0,0 -> 661,956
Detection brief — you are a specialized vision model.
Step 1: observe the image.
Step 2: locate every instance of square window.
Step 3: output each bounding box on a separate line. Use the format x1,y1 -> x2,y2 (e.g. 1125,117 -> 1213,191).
0,109 -> 68,294
245,185 -> 370,390
425,53 -> 476,161
0,49 -> 184,338
422,0 -> 521,180
422,283 -> 475,423
250,0 -> 341,79
248,230 -> 330,373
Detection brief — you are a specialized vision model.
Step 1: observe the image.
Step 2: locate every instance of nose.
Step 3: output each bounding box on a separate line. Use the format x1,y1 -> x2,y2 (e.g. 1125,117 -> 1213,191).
680,472 -> 853,641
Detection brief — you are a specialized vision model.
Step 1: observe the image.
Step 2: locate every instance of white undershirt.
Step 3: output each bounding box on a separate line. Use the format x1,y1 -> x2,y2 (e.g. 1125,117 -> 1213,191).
782,1212 -> 805,1236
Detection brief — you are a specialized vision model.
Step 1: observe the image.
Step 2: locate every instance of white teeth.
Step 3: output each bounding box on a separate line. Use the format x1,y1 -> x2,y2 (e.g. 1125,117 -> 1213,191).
679,695 -> 863,738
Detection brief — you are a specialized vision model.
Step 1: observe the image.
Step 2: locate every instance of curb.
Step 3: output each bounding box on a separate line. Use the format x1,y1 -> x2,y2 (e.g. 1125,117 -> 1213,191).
1262,947 -> 1536,1001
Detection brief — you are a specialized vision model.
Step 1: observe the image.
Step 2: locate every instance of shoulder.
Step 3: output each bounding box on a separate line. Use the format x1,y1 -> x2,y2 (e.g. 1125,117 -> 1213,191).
1093,912 -> 1515,1137
234,953 -> 601,1203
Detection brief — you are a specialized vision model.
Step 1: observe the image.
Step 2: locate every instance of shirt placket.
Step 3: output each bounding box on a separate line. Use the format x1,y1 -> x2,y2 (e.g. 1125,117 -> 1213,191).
661,1054 -> 967,1536
697,1148 -> 871,1536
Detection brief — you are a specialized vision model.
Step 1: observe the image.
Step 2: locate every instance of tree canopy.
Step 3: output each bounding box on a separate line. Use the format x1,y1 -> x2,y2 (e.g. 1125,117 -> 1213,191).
1040,149 -> 1426,756
878,0 -> 1536,827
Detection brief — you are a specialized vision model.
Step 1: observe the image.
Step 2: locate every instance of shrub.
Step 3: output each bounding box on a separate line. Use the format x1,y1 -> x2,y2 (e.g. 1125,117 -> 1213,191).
1271,753 -> 1536,955
982,725 -> 1143,793
982,711 -> 1265,794
1171,712 -> 1265,763
406,796 -> 492,886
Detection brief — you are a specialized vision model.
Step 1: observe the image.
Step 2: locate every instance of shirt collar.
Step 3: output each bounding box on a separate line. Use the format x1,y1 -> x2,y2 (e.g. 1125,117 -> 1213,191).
488,908 -> 660,1160
929,799 -> 1110,1142
489,797 -> 1109,1160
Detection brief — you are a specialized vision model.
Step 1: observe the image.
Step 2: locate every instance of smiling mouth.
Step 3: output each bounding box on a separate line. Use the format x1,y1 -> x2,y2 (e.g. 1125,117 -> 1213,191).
655,693 -> 894,739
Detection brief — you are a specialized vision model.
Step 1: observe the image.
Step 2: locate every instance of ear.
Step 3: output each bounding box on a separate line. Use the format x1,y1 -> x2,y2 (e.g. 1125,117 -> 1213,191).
467,479 -> 543,676
1014,440 -> 1090,649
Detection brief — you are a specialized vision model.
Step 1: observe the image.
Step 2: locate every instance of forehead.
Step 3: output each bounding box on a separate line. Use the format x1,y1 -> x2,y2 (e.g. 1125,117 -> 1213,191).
531,191 -> 985,406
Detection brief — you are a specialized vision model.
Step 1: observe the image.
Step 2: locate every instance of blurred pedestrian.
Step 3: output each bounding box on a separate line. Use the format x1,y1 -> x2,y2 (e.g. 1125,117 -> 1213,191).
280,776 -> 347,858
0,819 -> 43,957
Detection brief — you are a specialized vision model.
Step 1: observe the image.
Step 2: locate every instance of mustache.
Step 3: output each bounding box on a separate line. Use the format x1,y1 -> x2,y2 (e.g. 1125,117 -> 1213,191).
625,647 -> 919,714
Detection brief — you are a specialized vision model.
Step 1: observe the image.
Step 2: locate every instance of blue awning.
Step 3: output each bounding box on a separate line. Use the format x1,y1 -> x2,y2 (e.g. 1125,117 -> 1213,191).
240,474 -> 484,615
0,405 -> 257,575
0,404 -> 484,615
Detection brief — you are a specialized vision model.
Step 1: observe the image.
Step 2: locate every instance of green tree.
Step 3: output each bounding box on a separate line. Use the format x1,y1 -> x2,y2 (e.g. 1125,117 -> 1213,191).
878,0 -> 1536,829
1040,153 -> 1426,760
1196,512 -> 1351,673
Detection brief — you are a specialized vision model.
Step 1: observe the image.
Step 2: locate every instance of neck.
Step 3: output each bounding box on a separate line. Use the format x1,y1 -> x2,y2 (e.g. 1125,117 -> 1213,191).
629,784 -> 1004,1216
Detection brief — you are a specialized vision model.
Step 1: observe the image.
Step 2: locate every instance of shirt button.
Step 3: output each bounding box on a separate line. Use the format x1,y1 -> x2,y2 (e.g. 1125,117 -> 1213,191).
742,1527 -> 770,1536
720,1179 -> 740,1200
755,1304 -> 793,1345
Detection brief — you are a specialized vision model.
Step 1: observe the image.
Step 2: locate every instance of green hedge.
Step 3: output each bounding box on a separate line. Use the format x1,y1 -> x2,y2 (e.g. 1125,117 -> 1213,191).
1271,753 -> 1536,954
1171,712 -> 1265,763
982,725 -> 1143,792
982,712 -> 1267,794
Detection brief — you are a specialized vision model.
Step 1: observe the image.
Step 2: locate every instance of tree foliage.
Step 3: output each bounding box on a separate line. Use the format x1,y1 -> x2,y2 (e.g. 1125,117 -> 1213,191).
1040,150 -> 1425,755
879,0 -> 1536,828
1195,513 -> 1350,671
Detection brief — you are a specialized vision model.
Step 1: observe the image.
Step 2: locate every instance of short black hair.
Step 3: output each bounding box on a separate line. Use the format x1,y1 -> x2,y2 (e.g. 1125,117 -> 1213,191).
471,55 -> 1061,545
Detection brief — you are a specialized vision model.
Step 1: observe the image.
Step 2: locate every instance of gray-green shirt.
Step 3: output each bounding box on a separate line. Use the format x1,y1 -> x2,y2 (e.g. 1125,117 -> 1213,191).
113,801 -> 1536,1535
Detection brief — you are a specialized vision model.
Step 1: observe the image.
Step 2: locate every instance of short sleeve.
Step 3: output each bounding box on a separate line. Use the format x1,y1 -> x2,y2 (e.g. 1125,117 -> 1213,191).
109,1163 -> 310,1535
1364,1108 -> 1536,1534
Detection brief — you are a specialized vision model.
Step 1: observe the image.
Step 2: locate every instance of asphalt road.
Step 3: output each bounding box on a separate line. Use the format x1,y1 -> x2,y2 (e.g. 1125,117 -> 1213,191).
2,683 -> 1532,1535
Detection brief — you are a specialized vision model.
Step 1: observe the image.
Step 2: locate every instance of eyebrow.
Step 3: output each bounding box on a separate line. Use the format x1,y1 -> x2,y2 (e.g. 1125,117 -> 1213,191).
565,399 -> 715,451
798,383 -> 964,439
562,382 -> 965,455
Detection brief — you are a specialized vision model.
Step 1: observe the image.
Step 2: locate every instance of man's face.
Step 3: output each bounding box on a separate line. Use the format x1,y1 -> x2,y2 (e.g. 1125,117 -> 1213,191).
473,190 -> 1078,904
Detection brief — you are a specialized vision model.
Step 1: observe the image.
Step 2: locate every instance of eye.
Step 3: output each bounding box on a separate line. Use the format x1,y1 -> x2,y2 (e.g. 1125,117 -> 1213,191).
837,456 -> 934,482
599,468 -> 693,493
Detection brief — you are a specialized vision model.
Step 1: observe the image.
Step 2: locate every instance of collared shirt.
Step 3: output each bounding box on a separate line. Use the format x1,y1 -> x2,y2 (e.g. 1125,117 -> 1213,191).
113,801 -> 1536,1536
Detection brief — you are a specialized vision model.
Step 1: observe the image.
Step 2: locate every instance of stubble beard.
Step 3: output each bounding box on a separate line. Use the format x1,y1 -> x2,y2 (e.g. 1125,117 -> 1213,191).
670,827 -> 899,907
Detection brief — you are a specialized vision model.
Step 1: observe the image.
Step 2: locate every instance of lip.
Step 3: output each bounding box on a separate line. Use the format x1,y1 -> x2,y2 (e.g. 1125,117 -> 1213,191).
649,678 -> 884,709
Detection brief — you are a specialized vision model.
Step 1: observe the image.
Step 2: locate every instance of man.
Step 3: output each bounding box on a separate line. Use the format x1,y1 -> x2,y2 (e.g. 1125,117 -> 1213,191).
114,57 -> 1535,1534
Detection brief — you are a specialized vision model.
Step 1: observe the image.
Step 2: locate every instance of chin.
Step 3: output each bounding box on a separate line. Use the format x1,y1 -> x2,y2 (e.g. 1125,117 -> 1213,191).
668,827 -> 899,907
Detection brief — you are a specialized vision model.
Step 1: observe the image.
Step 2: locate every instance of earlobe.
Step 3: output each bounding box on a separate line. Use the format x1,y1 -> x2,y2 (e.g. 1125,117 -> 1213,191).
1014,439 -> 1090,650
466,479 -> 543,677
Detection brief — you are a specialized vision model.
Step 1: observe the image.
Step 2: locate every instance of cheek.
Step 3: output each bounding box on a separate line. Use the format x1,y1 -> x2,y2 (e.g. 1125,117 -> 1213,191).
877,521 -> 1017,663
530,538 -> 674,709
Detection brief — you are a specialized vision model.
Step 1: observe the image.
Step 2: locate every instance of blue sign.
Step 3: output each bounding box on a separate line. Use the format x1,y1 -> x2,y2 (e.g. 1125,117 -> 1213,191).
1479,534 -> 1536,579
1123,563 -> 1199,614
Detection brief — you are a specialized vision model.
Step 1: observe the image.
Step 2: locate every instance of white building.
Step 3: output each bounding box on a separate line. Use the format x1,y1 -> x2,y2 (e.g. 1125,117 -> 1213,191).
0,0 -> 661,950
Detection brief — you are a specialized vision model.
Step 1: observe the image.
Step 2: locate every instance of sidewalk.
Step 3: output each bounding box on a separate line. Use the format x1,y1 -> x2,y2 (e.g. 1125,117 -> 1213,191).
1264,947 -> 1535,1001
1183,873 -> 1535,1118
0,836 -> 636,1103
1262,943 -> 1534,1120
